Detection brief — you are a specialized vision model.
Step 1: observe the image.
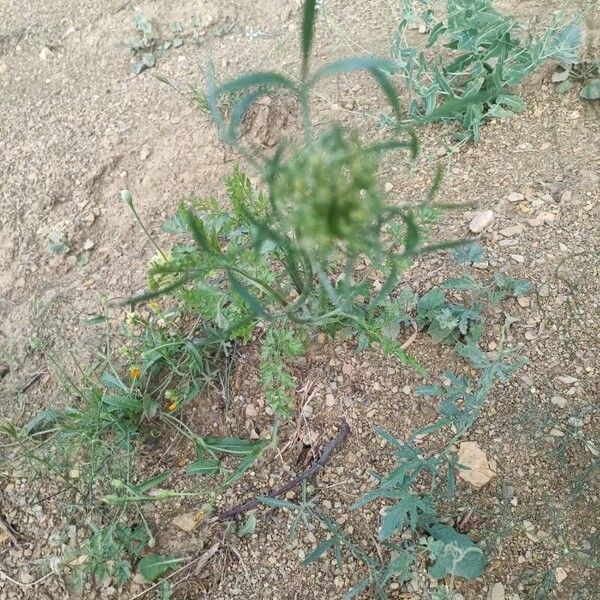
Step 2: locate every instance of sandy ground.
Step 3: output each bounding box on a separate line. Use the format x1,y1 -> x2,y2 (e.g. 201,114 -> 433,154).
1,0 -> 599,598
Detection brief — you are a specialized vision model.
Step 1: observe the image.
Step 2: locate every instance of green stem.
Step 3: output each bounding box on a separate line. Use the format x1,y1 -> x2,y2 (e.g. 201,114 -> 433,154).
124,195 -> 167,260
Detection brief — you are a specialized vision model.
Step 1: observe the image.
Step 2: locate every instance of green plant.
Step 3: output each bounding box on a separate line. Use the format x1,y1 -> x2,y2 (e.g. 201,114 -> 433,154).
0,332 -> 269,590
260,325 -> 306,415
127,12 -> 186,75
552,59 -> 600,99
392,0 -> 581,139
124,0 -> 485,419
252,265 -> 527,598
68,523 -> 151,591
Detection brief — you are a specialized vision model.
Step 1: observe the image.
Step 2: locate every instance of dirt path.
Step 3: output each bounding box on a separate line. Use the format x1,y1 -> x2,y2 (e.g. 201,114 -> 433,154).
1,1 -> 599,598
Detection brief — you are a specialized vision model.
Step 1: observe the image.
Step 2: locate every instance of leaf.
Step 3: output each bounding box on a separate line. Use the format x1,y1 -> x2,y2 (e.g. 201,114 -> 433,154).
84,314 -> 107,325
426,524 -> 486,580
226,447 -> 263,485
373,426 -> 404,449
257,497 -> 299,510
157,580 -> 174,600
386,549 -> 415,582
23,408 -> 62,435
551,69 -> 570,83
368,67 -> 402,121
443,275 -> 480,290
301,0 -> 317,78
202,436 -> 266,456
455,342 -> 489,369
556,79 -> 574,93
229,273 -> 269,319
102,394 -> 141,412
100,371 -> 127,391
414,88 -> 501,124
580,79 -> 600,100
134,471 -> 172,493
237,513 -> 256,537
379,495 -> 421,540
186,458 -> 220,476
494,272 -> 531,296
48,242 -> 71,256
309,56 -> 398,87
415,385 -> 443,396
416,288 -> 446,321
219,72 -> 298,96
138,554 -> 184,582
303,538 -> 335,564
344,577 -> 371,600
548,22 -> 582,64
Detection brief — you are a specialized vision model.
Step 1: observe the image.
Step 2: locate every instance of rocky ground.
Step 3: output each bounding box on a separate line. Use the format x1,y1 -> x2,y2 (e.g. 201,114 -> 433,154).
1,0 -> 599,598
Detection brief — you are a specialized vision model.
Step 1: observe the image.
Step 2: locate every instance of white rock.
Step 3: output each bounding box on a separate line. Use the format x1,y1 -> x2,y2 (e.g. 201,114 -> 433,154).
172,512 -> 200,532
528,212 -> 555,227
549,428 -> 564,437
551,396 -> 567,408
469,210 -> 495,233
458,441 -> 496,487
557,375 -> 577,385
499,224 -> 524,237
39,46 -> 53,61
507,192 -> 524,202
555,567 -> 568,583
384,182 -> 393,193
488,582 -> 505,600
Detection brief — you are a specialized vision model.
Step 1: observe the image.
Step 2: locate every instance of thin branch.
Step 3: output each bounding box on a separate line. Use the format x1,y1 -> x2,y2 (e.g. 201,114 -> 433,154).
218,419 -> 350,521
0,513 -> 20,546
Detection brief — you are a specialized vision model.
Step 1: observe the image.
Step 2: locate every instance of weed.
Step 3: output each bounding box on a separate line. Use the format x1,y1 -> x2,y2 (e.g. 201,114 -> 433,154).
552,59 -> 600,99
125,0 -> 477,417
256,266 -> 527,597
68,523 -> 150,591
127,12 -> 188,75
260,325 -> 306,415
392,0 -> 582,139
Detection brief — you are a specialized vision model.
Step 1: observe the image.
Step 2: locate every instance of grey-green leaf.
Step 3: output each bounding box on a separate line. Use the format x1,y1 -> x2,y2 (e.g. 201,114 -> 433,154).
138,554 -> 185,582
580,79 -> 600,100
427,524 -> 486,580
237,513 -> 256,537
186,458 -> 220,476
303,538 -> 335,564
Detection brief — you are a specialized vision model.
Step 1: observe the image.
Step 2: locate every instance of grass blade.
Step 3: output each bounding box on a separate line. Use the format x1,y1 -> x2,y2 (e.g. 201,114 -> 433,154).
301,0 -> 317,80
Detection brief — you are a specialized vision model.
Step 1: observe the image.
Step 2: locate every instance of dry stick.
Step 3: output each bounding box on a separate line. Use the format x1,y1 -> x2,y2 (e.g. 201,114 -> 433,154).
218,419 -> 351,522
20,371 -> 44,393
0,513 -> 20,546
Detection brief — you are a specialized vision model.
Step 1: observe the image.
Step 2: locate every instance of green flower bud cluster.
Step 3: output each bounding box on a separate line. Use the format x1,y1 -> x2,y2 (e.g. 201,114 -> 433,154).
270,127 -> 382,258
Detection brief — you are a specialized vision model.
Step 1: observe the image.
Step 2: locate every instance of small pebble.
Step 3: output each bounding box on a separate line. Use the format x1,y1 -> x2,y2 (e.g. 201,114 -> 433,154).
469,210 -> 495,233
555,567 -> 568,583
507,192 -> 524,202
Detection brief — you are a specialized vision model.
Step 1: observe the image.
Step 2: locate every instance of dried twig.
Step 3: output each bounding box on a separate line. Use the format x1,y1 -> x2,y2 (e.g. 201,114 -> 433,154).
218,419 -> 350,521
20,371 -> 44,393
0,513 -> 20,546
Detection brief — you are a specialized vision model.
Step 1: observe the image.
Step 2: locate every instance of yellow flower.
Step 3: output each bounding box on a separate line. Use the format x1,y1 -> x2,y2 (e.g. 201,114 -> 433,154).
128,366 -> 140,380
166,402 -> 177,413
